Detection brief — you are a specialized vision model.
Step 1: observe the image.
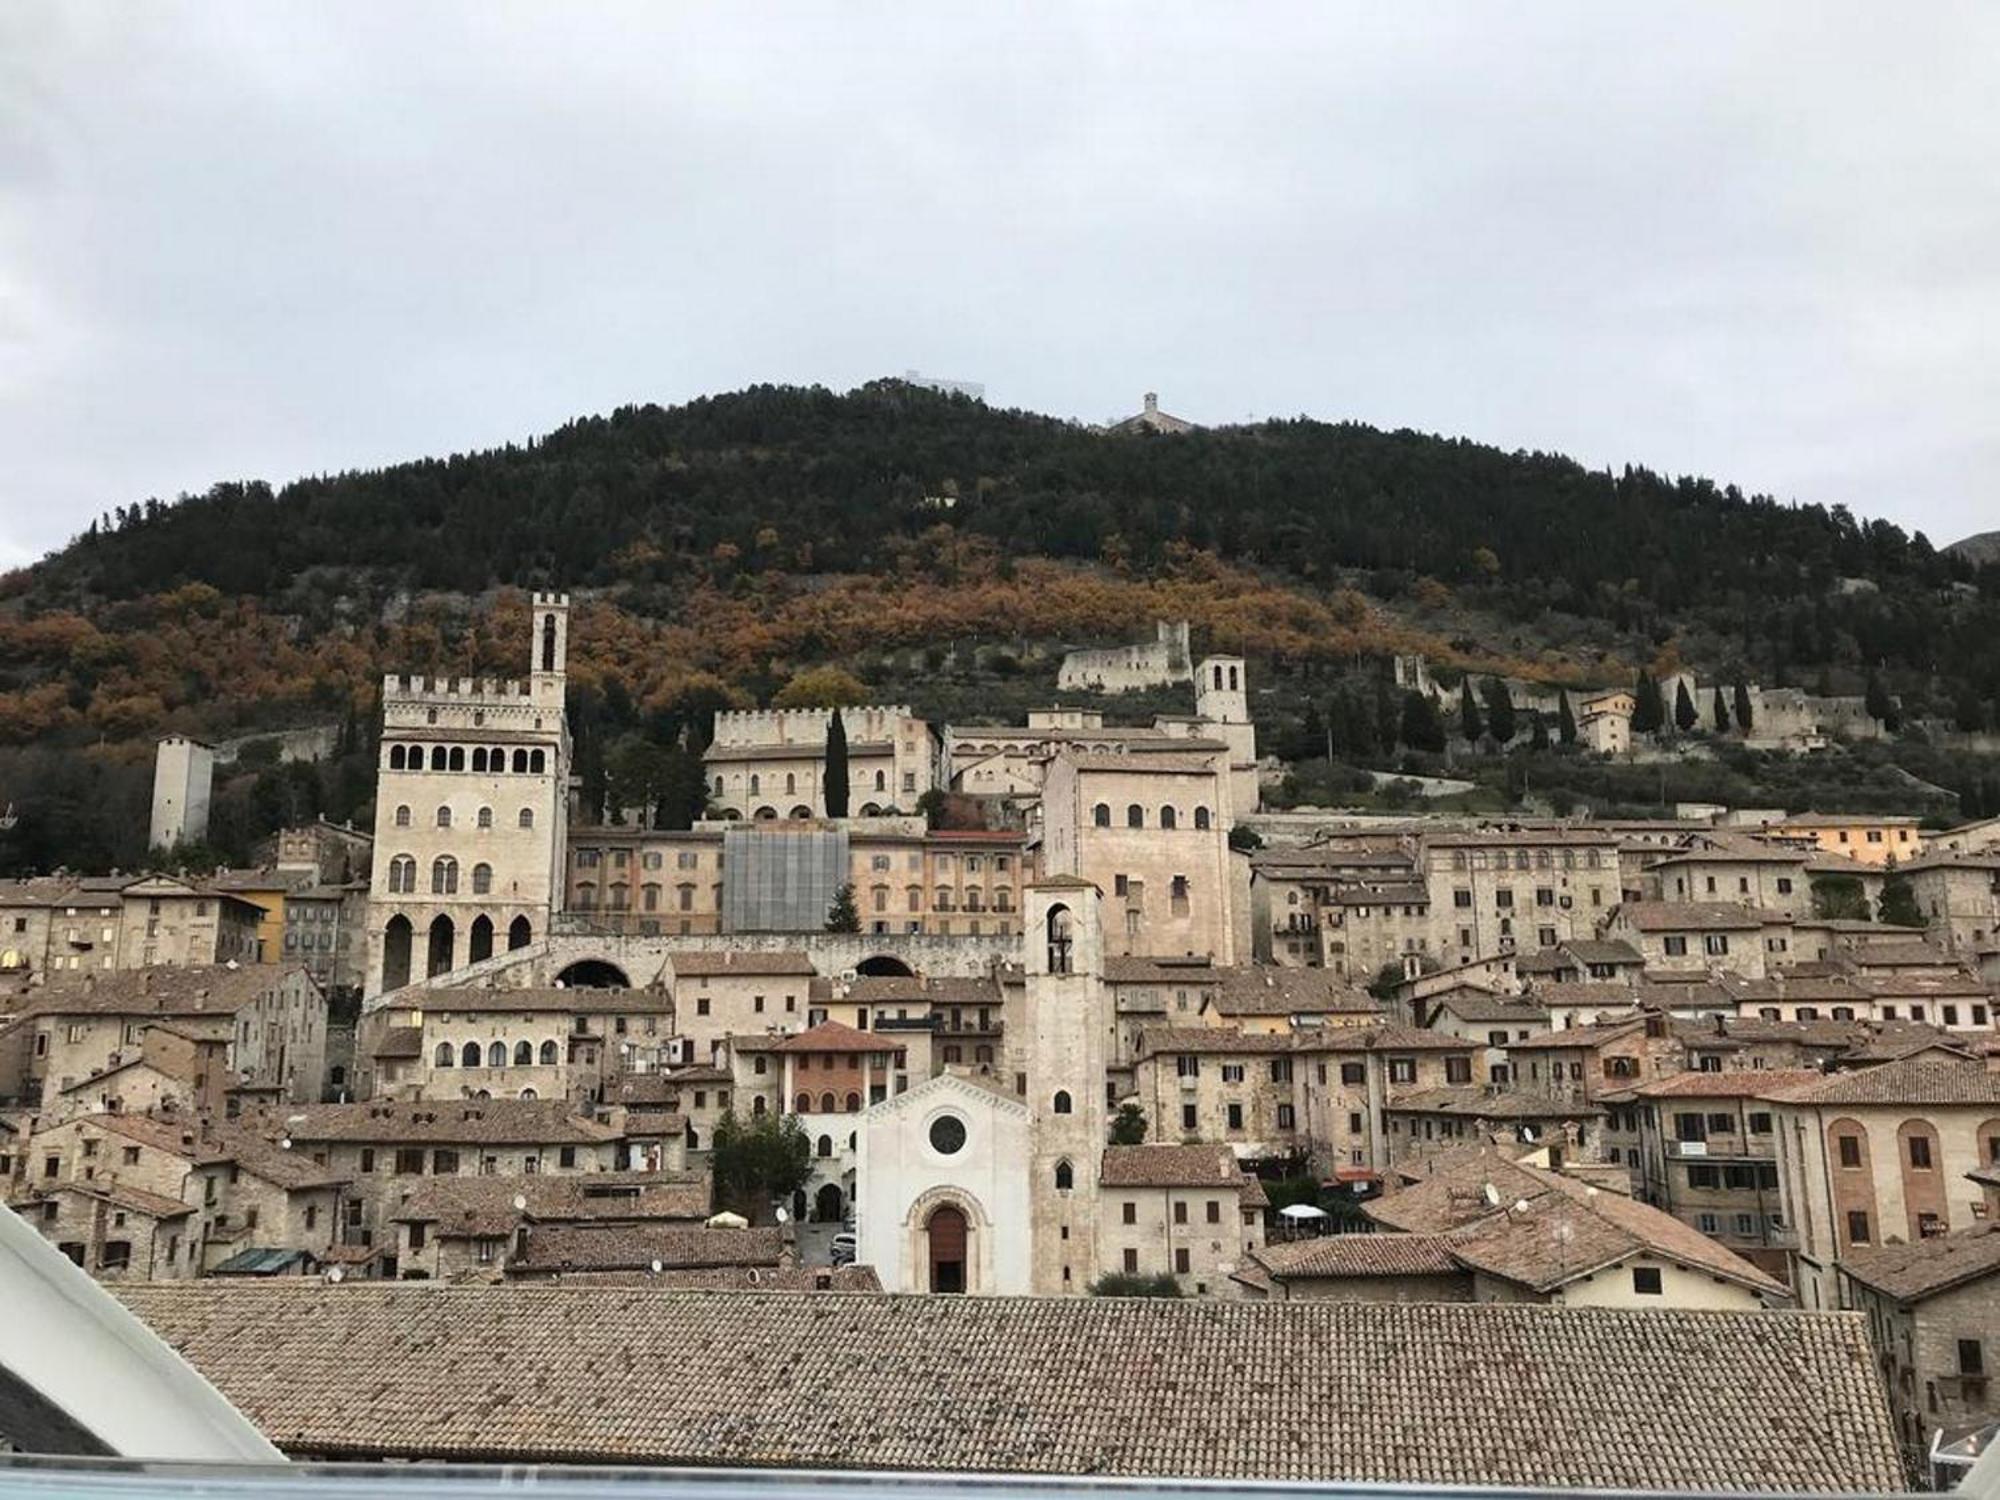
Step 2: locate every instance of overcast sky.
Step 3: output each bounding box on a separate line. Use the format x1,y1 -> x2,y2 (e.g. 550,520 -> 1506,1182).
3,3 -> 1996,572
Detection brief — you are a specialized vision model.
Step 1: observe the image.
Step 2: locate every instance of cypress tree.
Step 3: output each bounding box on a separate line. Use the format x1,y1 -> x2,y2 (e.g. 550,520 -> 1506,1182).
1529,710 -> 1550,752
1865,671 -> 1899,732
1482,677 -> 1516,744
1674,681 -> 1698,733
1632,672 -> 1665,734
1876,862 -> 1923,928
1557,691 -> 1577,747
1401,691 -> 1446,753
1460,683 -> 1484,743
1711,687 -> 1730,733
1733,681 -> 1754,733
824,882 -> 861,932
823,709 -> 850,817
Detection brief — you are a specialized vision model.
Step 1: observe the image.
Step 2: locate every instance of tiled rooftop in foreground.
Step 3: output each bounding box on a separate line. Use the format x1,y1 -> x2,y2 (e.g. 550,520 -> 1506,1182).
115,1284 -> 1902,1491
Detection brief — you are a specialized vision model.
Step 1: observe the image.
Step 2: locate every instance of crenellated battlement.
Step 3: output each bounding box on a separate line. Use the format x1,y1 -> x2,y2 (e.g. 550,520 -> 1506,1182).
710,703 -> 916,749
382,673 -> 533,702
531,590 -> 571,609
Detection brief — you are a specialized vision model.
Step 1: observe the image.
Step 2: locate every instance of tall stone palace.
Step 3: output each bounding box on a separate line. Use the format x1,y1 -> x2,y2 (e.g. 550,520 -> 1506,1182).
364,594 -> 573,994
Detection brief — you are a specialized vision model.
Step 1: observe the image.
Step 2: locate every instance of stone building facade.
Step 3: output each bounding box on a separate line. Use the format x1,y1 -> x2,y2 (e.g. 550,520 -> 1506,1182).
364,593 -> 572,996
704,705 -> 937,820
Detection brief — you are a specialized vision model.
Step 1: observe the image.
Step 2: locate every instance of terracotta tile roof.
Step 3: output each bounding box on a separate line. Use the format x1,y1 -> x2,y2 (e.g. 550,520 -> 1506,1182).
841,974 -> 1001,1005
1564,939 -> 1645,964
14,964 -> 315,1019
1252,1233 -> 1463,1279
1207,969 -> 1380,1017
390,1173 -> 712,1235
508,1224 -> 785,1274
539,1265 -> 884,1291
1060,751 -> 1222,773
241,1099 -> 621,1146
1099,1143 -> 1255,1190
1768,1056 -> 2000,1106
1616,901 -> 1768,932
772,1020 -> 896,1054
1522,981 -> 1645,1012
113,1284 -> 1901,1488
669,951 -> 816,977
1352,1024 -> 1479,1053
1510,1016 -> 1649,1050
1628,1070 -> 1826,1099
11,1181 -> 195,1220
371,1027 -> 424,1059
1385,1088 -> 1603,1121
1430,994 -> 1550,1024
1137,1025 -> 1295,1057
1101,956 -> 1221,986
1840,1224 -> 2000,1302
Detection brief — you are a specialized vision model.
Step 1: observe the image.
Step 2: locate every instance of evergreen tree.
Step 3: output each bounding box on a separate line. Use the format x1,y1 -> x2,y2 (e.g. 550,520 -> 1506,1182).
1865,671 -> 1899,732
1300,699 -> 1326,762
1674,680 -> 1698,734
1733,681 -> 1754,733
1460,683 -> 1484,743
1400,691 -> 1445,753
710,1110 -> 814,1223
1876,862 -> 1923,928
1632,672 -> 1665,734
1110,1102 -> 1148,1145
824,882 -> 861,932
1529,710 -> 1550,752
1557,690 -> 1577,747
1711,687 -> 1730,733
1340,685 -> 1378,760
823,710 -> 850,817
1482,677 -> 1516,744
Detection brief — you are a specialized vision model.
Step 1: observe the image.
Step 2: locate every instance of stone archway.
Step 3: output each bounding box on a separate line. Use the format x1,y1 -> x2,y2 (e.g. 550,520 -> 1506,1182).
468,914 -> 494,965
856,954 -> 916,978
425,915 -> 455,978
555,959 -> 631,989
814,1183 -> 846,1224
382,915 -> 413,991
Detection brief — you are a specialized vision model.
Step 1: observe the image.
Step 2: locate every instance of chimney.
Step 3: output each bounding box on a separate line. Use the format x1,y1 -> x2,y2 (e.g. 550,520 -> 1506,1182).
1143,392 -> 1158,413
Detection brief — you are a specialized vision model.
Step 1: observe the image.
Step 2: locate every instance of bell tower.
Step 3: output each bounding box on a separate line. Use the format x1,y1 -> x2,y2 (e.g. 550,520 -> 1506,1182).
530,592 -> 569,708
1024,877 -> 1105,1295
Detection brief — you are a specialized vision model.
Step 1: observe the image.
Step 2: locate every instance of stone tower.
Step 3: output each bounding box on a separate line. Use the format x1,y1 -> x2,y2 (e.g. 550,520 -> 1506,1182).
1024,876 -> 1106,1295
363,593 -> 571,1001
148,735 -> 214,851
1195,655 -> 1258,818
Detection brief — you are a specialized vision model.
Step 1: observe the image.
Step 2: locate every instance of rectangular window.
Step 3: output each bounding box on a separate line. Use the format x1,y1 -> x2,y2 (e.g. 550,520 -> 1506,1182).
1123,1248 -> 1139,1274
1181,1104 -> 1197,1131
1340,1062 -> 1365,1085
1388,1058 -> 1416,1084
1632,1266 -> 1663,1295
1205,1200 -> 1221,1224
1846,1210 -> 1871,1245
1960,1340 -> 1985,1376
1909,1136 -> 1933,1169
1122,1201 -> 1136,1225
1276,1103 -> 1295,1130
1226,1103 -> 1243,1131
394,1148 -> 425,1175
1837,1135 -> 1862,1168
1703,934 -> 1730,956
1663,936 -> 1688,957
1174,1247 -> 1190,1275
1220,1063 -> 1244,1083
1173,1200 -> 1188,1225
1444,1057 -> 1471,1085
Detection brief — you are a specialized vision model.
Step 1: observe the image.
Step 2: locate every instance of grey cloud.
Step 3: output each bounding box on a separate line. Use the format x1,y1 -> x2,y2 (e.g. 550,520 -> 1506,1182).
2,0 -> 1996,570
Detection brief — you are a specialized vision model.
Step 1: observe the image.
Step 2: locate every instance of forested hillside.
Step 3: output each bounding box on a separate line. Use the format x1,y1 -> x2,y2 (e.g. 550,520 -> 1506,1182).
3,378 -> 1998,875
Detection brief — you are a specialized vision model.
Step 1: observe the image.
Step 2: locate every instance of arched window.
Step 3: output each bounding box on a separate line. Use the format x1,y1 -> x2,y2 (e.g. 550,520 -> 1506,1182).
461,1042 -> 482,1068
487,1041 -> 506,1068
608,883 -> 629,911
519,1087 -> 537,1100
431,747 -> 448,771
643,883 -> 661,911
750,774 -> 761,795
477,806 -> 493,829
448,747 -> 464,772
431,857 -> 458,895
435,1042 -> 454,1067
795,1093 -> 812,1112
395,805 -> 411,828
472,863 -> 493,895
539,1040 -> 558,1064
875,770 -> 886,791
509,916 -> 532,949
714,776 -> 724,795
575,881 -> 596,909
1160,805 -> 1177,830
1194,806 -> 1211,830
490,746 -> 505,771
390,745 -> 407,770
845,1092 -> 861,1113
873,886 -> 889,912
908,886 -> 923,912
785,772 -> 796,795
541,613 -> 557,671
752,1095 -> 767,1115
1053,1090 -> 1073,1114
513,1040 -> 533,1066
1054,1159 -> 1074,1191
817,1134 -> 833,1159
519,807 -> 535,828
1127,804 -> 1144,828
512,749 -> 529,773
1213,664 -> 1224,689
436,805 -> 452,829
529,749 -> 545,774
1229,665 -> 1238,690
388,855 -> 415,894
1047,904 -> 1073,974
819,1091 -> 837,1113
1093,803 -> 1111,827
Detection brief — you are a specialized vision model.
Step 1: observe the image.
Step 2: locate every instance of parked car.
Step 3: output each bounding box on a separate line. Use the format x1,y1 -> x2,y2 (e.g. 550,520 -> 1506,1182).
828,1232 -> 857,1266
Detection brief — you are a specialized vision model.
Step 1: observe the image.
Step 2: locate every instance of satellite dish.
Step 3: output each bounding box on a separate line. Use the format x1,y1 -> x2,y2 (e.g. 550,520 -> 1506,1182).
326,1266 -> 344,1284
279,1138 -> 292,1150
649,1258 -> 664,1274
1586,1186 -> 1600,1199
512,1194 -> 528,1212
773,1206 -> 790,1224
1482,1183 -> 1501,1207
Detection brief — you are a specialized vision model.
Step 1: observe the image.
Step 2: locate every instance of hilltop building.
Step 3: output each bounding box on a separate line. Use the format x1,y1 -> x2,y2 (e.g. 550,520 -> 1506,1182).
148,737 -> 214,852
1105,391 -> 1196,436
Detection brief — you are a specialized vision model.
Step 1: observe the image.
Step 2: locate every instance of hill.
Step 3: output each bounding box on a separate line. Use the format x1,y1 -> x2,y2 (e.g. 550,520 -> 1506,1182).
1948,530 -> 2000,567
2,378 -> 1998,873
